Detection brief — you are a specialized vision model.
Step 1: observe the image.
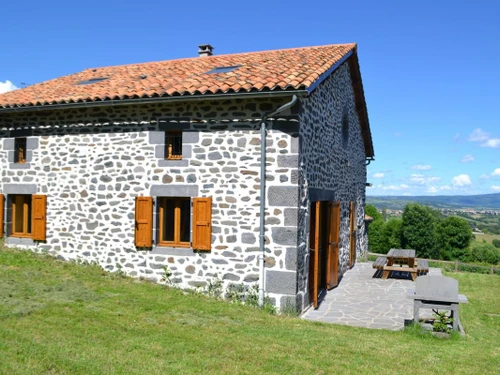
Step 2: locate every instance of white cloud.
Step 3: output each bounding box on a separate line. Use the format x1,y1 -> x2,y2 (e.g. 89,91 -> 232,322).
468,128 -> 490,142
0,80 -> 18,94
411,164 -> 432,171
452,174 -> 472,187
378,184 -> 409,191
460,154 -> 475,163
440,185 -> 451,191
480,174 -> 490,179
453,133 -> 460,142
372,173 -> 385,178
427,186 -> 438,193
410,174 -> 441,185
491,168 -> 500,176
481,138 -> 500,148
492,186 -> 500,191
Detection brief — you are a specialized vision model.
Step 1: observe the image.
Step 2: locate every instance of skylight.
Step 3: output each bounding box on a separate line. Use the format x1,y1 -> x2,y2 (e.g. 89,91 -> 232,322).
204,65 -> 241,74
76,77 -> 109,85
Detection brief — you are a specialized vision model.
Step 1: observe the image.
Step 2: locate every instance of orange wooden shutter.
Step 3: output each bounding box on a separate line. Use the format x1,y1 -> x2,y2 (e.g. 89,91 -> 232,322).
0,194 -> 4,238
327,202 -> 340,289
135,196 -> 153,247
349,201 -> 357,267
192,197 -> 212,251
32,194 -> 47,241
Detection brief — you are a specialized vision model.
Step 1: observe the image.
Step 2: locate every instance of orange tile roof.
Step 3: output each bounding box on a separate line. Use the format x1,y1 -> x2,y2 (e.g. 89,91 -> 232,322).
0,43 -> 356,109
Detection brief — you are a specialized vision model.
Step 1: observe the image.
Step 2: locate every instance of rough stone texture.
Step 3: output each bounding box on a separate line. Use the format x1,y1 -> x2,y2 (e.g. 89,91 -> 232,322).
0,62 -> 369,314
0,96 -> 303,312
296,62 -> 368,312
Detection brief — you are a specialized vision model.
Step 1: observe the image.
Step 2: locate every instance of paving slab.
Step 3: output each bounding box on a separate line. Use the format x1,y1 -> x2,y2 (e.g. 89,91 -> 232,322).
301,262 -> 441,330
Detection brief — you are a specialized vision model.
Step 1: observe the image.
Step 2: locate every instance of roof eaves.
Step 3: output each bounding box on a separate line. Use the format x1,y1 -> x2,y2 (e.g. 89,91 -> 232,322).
306,49 -> 354,94
0,89 -> 309,113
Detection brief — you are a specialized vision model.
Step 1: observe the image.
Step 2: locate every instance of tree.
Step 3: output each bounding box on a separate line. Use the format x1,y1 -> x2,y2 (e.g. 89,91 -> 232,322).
436,216 -> 473,260
401,203 -> 438,259
383,218 -> 403,253
364,204 -> 383,221
467,242 -> 500,265
367,219 -> 387,254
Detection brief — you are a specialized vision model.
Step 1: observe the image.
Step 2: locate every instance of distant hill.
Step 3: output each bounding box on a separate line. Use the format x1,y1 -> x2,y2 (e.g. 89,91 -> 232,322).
366,193 -> 500,210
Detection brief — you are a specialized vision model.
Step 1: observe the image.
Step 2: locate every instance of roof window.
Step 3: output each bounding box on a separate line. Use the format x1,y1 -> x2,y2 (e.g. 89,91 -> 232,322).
204,65 -> 241,74
76,77 -> 109,85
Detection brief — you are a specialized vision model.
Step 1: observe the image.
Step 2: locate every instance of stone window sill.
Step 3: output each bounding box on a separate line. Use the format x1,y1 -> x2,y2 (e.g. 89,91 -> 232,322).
150,246 -> 196,256
5,237 -> 35,246
9,163 -> 31,169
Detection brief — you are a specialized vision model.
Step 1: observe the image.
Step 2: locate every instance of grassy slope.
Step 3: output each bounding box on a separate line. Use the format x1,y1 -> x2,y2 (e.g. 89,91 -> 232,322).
0,248 -> 499,375
474,233 -> 500,245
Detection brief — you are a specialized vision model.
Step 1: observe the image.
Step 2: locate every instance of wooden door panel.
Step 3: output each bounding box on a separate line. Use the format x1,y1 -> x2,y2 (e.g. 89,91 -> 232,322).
327,202 -> 340,289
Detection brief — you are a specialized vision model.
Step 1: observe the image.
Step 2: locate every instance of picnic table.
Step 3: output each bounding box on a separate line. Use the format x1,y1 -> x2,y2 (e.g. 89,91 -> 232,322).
372,249 -> 429,281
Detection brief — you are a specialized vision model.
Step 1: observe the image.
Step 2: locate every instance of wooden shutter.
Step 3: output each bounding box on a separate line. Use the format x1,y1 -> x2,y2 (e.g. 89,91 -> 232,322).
0,194 -> 4,238
349,201 -> 357,268
135,196 -> 153,247
327,202 -> 340,289
310,201 -> 321,308
192,197 -> 212,251
32,194 -> 47,241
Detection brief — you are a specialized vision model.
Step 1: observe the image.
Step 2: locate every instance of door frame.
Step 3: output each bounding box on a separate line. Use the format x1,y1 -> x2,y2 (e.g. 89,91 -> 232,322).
326,202 -> 340,289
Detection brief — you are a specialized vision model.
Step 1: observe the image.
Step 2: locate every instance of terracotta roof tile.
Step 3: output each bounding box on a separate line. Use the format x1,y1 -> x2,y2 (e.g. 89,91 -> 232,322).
0,43 -> 356,109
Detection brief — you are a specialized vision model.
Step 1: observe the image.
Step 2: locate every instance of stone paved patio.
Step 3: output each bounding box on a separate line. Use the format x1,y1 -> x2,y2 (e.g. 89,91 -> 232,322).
301,262 -> 442,330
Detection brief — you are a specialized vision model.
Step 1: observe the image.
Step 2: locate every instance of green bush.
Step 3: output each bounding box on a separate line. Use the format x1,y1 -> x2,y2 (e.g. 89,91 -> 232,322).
492,239 -> 500,249
465,242 -> 500,265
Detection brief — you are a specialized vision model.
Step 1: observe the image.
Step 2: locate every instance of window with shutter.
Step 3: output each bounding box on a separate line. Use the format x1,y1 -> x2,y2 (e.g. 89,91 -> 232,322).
32,195 -> 47,241
135,196 -> 153,247
192,197 -> 212,251
158,197 -> 191,247
12,194 -> 32,238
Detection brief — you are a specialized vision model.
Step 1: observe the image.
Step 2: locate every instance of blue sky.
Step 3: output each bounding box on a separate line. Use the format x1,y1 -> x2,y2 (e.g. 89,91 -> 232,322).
1,0 -> 499,196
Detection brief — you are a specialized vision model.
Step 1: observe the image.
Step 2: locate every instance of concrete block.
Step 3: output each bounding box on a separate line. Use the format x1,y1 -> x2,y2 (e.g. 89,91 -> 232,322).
4,184 -> 37,194
268,186 -> 298,207
285,247 -> 297,270
150,184 -> 198,197
284,208 -> 298,226
183,131 -> 199,144
149,131 -> 165,144
266,270 -> 297,295
271,227 -> 298,246
277,155 -> 298,168
26,137 -> 39,150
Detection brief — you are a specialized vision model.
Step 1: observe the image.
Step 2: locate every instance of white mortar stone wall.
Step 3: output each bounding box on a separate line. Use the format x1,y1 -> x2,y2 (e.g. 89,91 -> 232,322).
0,98 -> 300,310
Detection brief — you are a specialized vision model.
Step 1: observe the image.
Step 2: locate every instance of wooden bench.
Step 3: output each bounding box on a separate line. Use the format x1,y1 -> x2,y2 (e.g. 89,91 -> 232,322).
382,265 -> 418,281
372,256 -> 387,269
372,257 -> 387,278
417,259 -> 429,275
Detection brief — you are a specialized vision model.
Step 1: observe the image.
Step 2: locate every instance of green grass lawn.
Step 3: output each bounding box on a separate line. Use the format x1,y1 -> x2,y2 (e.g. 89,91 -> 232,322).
1,247 -> 499,375
474,232 -> 500,245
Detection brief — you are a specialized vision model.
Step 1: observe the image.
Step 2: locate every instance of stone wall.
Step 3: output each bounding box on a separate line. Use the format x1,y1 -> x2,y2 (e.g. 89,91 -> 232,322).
297,61 -> 368,310
0,97 -> 301,310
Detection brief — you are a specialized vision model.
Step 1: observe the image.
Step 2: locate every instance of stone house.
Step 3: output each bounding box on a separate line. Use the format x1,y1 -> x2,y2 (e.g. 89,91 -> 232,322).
0,43 -> 374,312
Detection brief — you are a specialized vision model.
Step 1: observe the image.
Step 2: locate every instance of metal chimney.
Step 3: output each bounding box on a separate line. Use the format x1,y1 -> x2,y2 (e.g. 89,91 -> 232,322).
198,44 -> 214,57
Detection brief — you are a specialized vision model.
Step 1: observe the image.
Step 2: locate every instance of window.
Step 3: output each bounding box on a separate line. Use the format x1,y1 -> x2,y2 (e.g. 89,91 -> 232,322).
158,197 -> 191,247
14,137 -> 27,163
204,65 -> 241,74
12,195 -> 32,237
134,196 -> 212,251
165,131 -> 182,160
0,194 -> 47,241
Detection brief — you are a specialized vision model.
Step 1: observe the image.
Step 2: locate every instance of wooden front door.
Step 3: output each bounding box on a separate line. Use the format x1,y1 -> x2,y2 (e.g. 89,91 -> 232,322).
349,201 -> 357,268
326,202 -> 340,289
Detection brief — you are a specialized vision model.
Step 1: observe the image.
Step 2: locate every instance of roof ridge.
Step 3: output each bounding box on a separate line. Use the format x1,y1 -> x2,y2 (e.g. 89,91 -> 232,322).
86,43 -> 357,71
